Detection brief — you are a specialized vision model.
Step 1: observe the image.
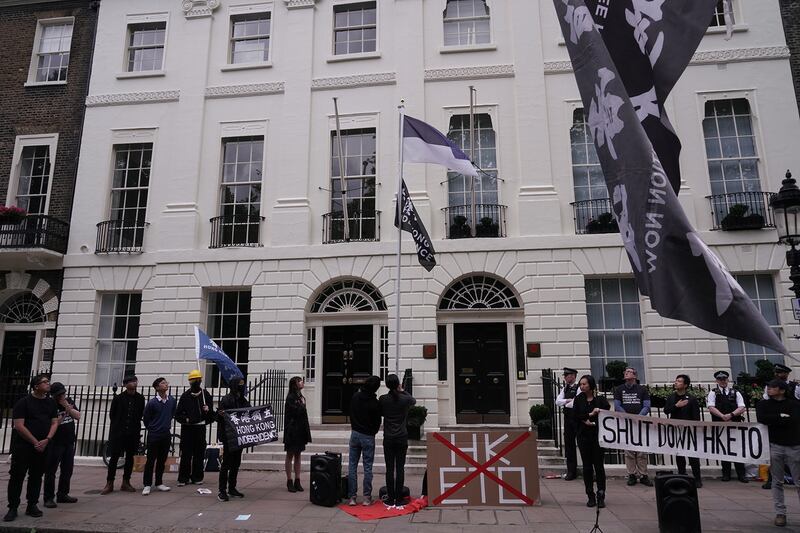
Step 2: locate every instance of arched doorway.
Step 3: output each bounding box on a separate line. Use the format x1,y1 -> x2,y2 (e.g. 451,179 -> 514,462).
306,278 -> 388,423
438,274 -> 523,424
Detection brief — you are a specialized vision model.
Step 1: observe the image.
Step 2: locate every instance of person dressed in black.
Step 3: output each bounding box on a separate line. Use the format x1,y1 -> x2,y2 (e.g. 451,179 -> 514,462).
43,382 -> 81,508
283,376 -> 311,493
707,370 -> 748,482
379,373 -> 416,509
573,374 -> 610,509
347,375 -> 382,506
761,363 -> 799,490
175,369 -> 214,486
102,375 -> 145,495
555,367 -> 580,481
4,374 -> 58,522
664,374 -> 702,488
217,377 -> 250,502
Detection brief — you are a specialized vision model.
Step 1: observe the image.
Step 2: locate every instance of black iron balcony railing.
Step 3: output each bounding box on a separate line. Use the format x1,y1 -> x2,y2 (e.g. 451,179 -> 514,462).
442,204 -> 507,239
95,220 -> 149,253
0,215 -> 69,253
570,198 -> 618,235
323,211 -> 381,244
210,213 -> 264,248
706,191 -> 775,231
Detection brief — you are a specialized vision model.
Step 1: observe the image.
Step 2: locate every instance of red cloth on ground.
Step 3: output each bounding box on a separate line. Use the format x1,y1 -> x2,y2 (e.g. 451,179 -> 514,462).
337,496 -> 428,521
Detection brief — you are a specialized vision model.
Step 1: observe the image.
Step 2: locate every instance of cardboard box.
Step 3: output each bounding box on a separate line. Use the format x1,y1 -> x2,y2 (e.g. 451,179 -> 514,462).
132,455 -> 180,473
132,455 -> 146,473
165,456 -> 179,473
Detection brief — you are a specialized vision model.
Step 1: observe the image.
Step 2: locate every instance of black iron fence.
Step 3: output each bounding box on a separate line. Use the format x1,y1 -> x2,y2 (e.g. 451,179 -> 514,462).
95,220 -> 149,253
0,370 -> 286,457
210,214 -> 264,248
707,191 -> 775,231
0,215 -> 69,253
541,369 -> 763,467
570,198 -> 617,235
442,203 -> 507,239
322,211 -> 381,244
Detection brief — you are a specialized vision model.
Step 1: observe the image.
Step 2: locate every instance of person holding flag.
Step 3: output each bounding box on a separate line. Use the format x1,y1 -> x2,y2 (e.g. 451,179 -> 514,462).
175,370 -> 214,487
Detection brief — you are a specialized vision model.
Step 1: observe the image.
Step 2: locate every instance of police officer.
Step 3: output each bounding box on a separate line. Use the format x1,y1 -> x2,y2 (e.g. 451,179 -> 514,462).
707,370 -> 748,482
176,370 -> 214,486
556,368 -> 580,480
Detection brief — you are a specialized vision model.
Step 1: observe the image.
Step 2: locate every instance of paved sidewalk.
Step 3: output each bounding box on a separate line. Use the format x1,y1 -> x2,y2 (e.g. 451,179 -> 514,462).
0,465 -> 799,532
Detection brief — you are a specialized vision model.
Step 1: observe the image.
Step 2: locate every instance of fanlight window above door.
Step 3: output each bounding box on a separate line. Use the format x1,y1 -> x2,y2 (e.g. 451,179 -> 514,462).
440,275 -> 519,310
0,293 -> 46,323
310,279 -> 387,313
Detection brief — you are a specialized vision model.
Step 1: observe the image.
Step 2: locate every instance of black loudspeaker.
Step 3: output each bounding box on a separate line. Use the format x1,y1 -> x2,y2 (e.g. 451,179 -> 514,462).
310,452 -> 342,507
655,472 -> 701,533
204,448 -> 220,472
379,485 -> 410,504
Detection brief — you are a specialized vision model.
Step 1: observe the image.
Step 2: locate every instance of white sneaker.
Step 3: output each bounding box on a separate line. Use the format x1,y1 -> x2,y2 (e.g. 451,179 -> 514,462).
362,496 -> 373,506
142,486 -> 151,496
156,485 -> 171,492
177,482 -> 186,487
348,496 -> 357,506
195,481 -> 204,486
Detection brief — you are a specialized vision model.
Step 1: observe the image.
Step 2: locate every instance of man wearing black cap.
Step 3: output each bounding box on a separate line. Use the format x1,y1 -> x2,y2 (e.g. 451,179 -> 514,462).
707,370 -> 748,482
556,368 -> 580,480
756,379 -> 800,527
43,382 -> 80,508
4,374 -> 58,522
762,364 -> 799,401
142,377 -> 176,495
102,375 -> 145,495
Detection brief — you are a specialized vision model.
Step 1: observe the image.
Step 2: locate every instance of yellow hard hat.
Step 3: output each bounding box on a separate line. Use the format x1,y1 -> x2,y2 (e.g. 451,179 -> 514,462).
188,369 -> 202,381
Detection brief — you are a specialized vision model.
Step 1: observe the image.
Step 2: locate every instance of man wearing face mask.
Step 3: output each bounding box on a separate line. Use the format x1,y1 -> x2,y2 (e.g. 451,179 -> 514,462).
175,370 -> 214,486
217,377 -> 250,502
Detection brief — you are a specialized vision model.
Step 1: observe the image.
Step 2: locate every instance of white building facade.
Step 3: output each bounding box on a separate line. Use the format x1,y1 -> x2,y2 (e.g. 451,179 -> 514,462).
53,0 -> 800,427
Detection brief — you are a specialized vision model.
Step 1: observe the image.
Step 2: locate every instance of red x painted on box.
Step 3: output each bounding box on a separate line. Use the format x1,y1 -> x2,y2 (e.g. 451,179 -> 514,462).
432,431 -> 533,505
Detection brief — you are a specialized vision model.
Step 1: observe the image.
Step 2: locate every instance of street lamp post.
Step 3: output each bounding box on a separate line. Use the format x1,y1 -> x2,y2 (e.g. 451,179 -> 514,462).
769,170 -> 800,301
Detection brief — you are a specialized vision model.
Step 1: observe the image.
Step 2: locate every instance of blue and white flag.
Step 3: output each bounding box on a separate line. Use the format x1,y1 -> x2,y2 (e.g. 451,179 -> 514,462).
195,326 -> 244,384
403,115 -> 478,177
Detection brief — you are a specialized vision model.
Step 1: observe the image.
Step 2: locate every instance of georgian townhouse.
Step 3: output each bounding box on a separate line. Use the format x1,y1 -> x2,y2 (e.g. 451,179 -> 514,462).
54,0 -> 800,428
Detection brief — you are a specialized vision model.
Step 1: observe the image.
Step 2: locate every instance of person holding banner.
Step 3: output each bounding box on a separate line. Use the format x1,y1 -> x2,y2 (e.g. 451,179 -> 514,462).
284,376 -> 311,493
757,379 -> 800,527
573,374 -> 610,508
217,377 -> 250,501
175,370 -> 214,487
613,367 -> 652,487
664,374 -> 702,488
556,368 -> 580,481
707,370 -> 748,482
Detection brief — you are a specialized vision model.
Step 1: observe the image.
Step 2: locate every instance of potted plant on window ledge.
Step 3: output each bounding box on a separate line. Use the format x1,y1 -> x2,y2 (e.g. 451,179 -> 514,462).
720,203 -> 765,231
0,205 -> 26,225
407,405 -> 427,440
449,215 -> 471,239
585,212 -> 619,234
475,216 -> 500,237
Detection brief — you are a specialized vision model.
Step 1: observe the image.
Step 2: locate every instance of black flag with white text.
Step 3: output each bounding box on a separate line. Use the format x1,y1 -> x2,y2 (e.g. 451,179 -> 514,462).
394,179 -> 436,272
554,0 -> 788,355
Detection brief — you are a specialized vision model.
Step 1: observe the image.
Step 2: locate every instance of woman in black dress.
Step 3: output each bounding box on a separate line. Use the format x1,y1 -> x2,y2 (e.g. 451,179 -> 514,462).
283,376 -> 311,493
572,374 -> 610,508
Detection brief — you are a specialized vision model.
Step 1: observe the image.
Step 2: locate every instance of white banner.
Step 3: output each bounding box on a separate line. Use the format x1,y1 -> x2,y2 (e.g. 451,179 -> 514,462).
598,411 -> 770,463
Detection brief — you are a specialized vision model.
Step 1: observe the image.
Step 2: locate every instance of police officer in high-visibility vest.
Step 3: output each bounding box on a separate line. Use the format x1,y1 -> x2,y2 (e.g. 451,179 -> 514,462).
706,370 -> 748,482
556,368 -> 580,480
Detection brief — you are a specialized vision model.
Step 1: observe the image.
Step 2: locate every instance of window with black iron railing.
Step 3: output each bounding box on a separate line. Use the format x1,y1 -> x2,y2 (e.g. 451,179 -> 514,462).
210,213 -> 264,248
95,219 -> 149,253
706,191 -> 775,231
0,215 -> 69,253
570,198 -> 617,235
442,203 -> 506,239
322,210 -> 380,244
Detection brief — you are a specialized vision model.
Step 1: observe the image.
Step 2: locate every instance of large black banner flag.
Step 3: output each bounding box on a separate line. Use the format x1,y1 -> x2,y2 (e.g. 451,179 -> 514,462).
394,179 -> 436,272
573,0 -> 718,193
554,0 -> 788,355
221,405 -> 278,452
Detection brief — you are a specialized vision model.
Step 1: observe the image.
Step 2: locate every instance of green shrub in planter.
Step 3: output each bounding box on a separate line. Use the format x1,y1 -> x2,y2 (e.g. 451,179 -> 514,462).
407,405 -> 428,427
535,419 -> 553,439
754,359 -> 776,386
529,404 -> 550,425
605,360 -> 628,381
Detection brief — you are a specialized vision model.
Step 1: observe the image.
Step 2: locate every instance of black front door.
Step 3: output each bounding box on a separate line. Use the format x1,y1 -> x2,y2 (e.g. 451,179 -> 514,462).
322,325 -> 373,423
0,331 -> 36,410
454,322 -> 510,424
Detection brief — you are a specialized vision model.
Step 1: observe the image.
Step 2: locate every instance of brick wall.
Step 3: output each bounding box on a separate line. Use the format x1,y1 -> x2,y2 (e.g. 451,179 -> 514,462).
0,0 -> 98,223
781,0 -> 800,116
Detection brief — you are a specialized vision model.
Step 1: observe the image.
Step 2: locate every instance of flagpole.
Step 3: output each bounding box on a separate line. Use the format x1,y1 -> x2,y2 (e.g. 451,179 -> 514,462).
333,97 -> 350,242
468,86 -> 477,237
395,101 -> 406,377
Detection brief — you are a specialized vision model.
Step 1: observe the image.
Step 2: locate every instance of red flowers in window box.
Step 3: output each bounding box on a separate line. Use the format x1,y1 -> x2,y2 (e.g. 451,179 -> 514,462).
0,205 -> 27,225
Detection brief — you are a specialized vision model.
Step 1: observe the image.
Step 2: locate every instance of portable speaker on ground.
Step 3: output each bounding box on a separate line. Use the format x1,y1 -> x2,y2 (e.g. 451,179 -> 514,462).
655,472 -> 701,533
310,451 -> 342,507
379,485 -> 410,504
204,447 -> 220,472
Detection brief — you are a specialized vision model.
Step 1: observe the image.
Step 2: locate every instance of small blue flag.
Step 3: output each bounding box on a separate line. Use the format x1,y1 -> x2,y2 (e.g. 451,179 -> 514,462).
195,326 -> 244,385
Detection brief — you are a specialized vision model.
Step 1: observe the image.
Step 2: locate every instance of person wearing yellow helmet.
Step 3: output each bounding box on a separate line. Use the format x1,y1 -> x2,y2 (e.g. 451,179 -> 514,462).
175,369 -> 213,486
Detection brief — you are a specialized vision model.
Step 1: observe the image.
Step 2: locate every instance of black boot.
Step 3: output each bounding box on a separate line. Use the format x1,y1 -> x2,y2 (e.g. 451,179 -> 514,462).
294,478 -> 304,492
287,479 -> 296,493
596,490 -> 606,508
228,488 -> 244,498
25,504 -> 43,518
3,508 -> 17,522
586,492 -> 596,507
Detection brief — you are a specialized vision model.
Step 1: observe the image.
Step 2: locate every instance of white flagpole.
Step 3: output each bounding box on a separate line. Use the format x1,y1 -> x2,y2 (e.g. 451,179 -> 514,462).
468,86 -> 477,237
333,97 -> 350,242
395,101 -> 406,377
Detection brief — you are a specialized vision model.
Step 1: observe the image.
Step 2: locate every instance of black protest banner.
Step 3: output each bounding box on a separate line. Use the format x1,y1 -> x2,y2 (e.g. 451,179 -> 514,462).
598,411 -> 769,463
394,179 -> 436,272
221,405 -> 278,452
